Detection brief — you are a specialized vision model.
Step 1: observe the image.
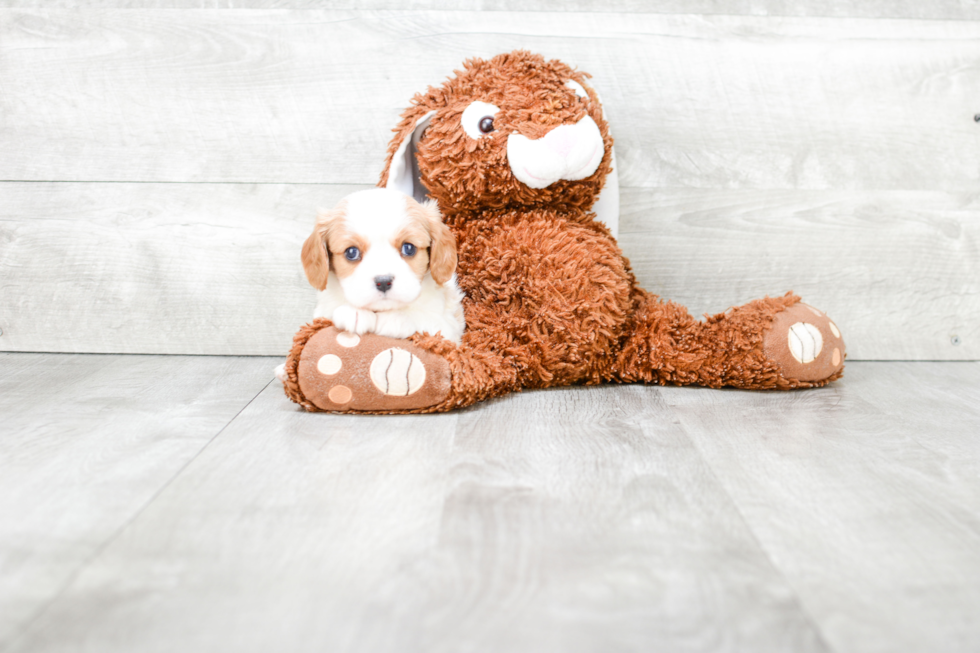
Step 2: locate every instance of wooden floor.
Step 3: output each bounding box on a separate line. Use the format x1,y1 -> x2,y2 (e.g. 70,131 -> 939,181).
1,354 -> 978,652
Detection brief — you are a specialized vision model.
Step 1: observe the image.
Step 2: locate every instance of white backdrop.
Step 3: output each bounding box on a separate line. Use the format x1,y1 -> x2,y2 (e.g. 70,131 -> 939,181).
1,4 -> 977,358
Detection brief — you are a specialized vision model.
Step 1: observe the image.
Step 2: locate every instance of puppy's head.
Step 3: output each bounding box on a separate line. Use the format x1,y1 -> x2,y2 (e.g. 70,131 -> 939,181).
301,188 -> 457,311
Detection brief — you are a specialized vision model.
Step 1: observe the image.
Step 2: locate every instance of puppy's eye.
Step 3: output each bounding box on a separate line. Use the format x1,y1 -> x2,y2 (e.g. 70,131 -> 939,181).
343,247 -> 361,262
400,243 -> 417,257
461,100 -> 501,139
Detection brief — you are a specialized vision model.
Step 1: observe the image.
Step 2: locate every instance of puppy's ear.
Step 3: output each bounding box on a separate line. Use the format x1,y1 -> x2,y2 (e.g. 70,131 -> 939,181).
418,200 -> 457,286
301,206 -> 344,291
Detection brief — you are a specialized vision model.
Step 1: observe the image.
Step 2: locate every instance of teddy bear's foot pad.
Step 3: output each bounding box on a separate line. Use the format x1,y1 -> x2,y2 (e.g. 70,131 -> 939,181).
297,327 -> 451,412
763,302 -> 845,383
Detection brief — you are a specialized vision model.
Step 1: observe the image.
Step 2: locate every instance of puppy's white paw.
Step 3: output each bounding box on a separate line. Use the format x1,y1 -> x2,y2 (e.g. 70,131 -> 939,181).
274,363 -> 287,383
332,306 -> 378,335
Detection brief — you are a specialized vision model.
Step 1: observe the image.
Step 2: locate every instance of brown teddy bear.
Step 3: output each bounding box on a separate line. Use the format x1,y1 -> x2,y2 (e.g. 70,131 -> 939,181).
283,50 -> 845,414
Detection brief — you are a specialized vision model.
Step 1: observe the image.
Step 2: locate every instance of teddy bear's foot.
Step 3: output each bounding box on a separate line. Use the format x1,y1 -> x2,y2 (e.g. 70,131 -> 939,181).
293,326 -> 451,412
763,302 -> 845,385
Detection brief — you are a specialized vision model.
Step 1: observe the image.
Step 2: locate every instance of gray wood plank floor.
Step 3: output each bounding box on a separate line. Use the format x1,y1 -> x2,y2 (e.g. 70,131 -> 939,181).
0,353 -> 275,646
2,354 -> 978,652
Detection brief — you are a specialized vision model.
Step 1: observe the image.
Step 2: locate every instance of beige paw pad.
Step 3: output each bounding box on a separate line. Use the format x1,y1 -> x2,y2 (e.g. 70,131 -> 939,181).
763,302 -> 846,383
336,332 -> 360,348
801,303 -> 824,317
317,354 -> 342,375
370,348 -> 426,396
788,322 -> 823,364
328,385 -> 352,404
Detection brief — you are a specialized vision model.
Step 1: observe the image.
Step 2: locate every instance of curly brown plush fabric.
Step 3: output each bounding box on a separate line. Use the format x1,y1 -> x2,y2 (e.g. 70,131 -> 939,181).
286,51 -> 844,413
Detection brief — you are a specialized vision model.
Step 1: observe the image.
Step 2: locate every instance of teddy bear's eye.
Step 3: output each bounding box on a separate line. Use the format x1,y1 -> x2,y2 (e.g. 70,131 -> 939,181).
344,247 -> 361,262
461,100 -> 501,139
400,243 -> 417,257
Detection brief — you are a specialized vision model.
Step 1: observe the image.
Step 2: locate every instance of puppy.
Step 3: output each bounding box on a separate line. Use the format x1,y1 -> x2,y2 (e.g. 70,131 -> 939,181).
301,188 -> 465,343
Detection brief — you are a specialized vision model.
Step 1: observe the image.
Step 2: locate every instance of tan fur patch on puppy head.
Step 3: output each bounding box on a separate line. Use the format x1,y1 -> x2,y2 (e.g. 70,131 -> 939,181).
326,232 -> 370,281
301,200 -> 347,291
393,221 -> 431,280
404,198 -> 457,285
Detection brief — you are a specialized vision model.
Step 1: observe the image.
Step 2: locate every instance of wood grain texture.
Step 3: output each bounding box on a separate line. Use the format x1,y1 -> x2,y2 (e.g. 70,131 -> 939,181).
0,352 -> 274,646
4,385 -> 465,653
619,189 -> 980,361
2,10 -> 979,190
0,182 -> 363,355
3,1 -> 980,20
5,359 -> 978,652
659,361 -> 980,652
2,182 -> 976,359
4,381 -> 828,653
0,183 -> 980,360
382,385 -> 825,652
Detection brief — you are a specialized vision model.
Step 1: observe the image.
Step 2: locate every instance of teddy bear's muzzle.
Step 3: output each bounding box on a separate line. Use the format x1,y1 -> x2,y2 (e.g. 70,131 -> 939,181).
507,116 -> 604,189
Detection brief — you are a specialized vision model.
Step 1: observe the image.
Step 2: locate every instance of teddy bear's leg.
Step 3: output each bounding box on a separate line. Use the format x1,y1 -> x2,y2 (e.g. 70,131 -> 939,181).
614,291 -> 845,389
283,319 -> 520,413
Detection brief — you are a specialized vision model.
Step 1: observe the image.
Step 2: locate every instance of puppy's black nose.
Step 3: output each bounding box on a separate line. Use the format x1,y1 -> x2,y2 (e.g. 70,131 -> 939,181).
374,275 -> 394,293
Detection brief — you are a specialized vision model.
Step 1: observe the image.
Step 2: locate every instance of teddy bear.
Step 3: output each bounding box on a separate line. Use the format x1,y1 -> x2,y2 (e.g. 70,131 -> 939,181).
282,50 -> 845,414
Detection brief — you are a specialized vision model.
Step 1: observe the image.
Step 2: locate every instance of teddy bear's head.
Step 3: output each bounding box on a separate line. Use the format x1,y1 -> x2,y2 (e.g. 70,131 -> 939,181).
380,51 -> 617,228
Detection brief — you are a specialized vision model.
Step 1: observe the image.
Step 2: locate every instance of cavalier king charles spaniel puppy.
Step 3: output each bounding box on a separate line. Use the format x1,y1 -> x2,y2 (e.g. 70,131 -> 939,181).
300,188 -> 465,343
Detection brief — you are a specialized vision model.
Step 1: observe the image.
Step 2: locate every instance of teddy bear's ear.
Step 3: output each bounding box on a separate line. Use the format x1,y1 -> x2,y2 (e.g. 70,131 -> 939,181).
575,77 -> 619,239
382,110 -> 436,203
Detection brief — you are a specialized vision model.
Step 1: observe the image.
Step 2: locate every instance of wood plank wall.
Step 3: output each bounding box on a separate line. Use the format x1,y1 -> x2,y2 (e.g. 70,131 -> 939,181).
1,4 -> 977,359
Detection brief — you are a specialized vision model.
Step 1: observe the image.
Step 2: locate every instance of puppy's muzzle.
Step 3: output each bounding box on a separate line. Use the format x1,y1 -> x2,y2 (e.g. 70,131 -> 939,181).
374,275 -> 394,293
